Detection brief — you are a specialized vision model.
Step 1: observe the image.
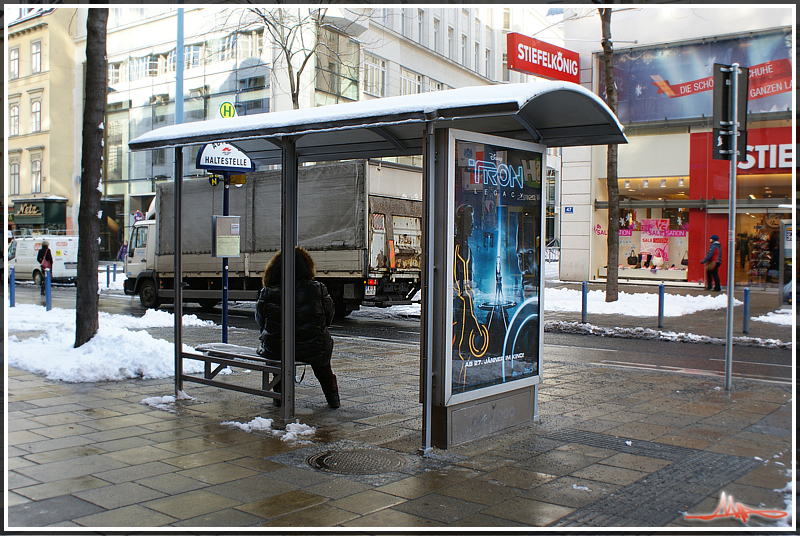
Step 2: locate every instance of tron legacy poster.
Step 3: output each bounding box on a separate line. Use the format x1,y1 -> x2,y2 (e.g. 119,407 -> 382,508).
452,139 -> 542,395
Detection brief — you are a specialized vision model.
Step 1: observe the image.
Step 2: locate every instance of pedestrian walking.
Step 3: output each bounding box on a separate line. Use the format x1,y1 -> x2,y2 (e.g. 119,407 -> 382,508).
255,247 -> 340,408
36,240 -> 54,295
701,234 -> 722,291
116,240 -> 128,261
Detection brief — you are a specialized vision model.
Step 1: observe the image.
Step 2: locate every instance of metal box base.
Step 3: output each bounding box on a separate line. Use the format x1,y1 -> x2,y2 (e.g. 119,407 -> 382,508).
431,385 -> 538,449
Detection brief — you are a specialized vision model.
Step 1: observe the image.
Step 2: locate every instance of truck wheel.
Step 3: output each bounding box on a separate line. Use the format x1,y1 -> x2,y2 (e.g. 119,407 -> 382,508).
139,279 -> 160,308
33,270 -> 43,286
197,299 -> 219,311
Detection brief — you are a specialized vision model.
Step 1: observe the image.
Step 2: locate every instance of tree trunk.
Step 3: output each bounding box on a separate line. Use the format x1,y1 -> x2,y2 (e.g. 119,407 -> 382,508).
75,9 -> 108,347
599,7 -> 620,303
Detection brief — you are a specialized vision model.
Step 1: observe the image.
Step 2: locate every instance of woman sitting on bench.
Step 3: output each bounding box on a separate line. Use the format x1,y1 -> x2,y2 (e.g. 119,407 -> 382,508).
255,247 -> 340,409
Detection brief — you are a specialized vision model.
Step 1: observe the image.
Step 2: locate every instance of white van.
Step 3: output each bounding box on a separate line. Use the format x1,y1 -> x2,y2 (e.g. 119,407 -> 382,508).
8,236 -> 79,284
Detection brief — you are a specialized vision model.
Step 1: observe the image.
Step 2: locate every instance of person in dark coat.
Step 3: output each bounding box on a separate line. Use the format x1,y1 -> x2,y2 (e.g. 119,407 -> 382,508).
701,234 -> 722,291
36,240 -> 54,295
255,247 -> 339,408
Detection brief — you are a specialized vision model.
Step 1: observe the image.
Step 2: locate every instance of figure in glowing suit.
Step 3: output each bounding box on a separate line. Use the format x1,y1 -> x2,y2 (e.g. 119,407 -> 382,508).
453,204 -> 489,361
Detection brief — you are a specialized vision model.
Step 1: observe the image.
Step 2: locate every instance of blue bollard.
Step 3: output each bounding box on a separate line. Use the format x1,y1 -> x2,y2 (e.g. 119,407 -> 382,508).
742,287 -> 750,334
581,281 -> 588,323
106,264 -> 111,288
45,268 -> 52,311
10,267 -> 15,307
658,284 -> 665,328
113,263 -> 117,282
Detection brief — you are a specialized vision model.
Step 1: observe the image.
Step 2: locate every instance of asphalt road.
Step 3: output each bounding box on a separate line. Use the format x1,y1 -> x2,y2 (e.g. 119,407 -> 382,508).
9,282 -> 793,385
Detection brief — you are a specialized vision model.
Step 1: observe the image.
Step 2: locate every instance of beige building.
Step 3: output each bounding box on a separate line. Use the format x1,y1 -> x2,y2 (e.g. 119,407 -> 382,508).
6,7 -> 82,236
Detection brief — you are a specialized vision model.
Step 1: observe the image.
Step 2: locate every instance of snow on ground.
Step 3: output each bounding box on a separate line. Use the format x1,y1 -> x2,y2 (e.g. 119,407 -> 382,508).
221,417 -> 315,445
351,287 -> 739,319
752,308 -> 793,326
6,303 -> 213,382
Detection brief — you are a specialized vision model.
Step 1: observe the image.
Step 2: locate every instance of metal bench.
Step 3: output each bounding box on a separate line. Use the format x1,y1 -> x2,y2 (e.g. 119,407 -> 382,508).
182,343 -> 308,401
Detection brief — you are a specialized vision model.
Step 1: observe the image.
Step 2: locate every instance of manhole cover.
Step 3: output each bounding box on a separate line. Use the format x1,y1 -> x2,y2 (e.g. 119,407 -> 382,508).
307,449 -> 407,475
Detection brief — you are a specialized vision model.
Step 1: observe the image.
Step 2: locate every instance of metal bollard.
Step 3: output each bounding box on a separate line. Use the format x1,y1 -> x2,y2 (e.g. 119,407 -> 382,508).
45,268 -> 52,311
113,263 -> 117,282
742,287 -> 750,334
106,264 -> 111,288
10,267 -> 15,307
658,284 -> 665,329
581,281 -> 588,323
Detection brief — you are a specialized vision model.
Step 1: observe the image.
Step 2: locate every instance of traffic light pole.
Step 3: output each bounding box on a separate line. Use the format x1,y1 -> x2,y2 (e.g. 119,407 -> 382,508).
723,63 -> 741,392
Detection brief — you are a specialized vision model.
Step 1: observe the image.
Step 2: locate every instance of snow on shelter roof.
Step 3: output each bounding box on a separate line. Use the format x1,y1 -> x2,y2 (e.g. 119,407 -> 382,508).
129,81 -> 626,164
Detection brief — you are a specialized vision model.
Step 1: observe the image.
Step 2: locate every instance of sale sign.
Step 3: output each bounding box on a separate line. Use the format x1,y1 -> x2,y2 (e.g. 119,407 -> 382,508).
641,219 -> 669,262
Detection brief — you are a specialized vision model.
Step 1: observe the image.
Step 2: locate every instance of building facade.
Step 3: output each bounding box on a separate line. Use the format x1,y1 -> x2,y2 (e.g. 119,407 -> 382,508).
559,6 -> 793,288
63,6 -> 563,259
6,8 -> 81,237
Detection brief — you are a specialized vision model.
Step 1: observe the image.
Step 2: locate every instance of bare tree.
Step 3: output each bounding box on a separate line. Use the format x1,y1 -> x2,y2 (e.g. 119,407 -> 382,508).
597,5 -> 620,302
75,8 -> 108,347
245,7 -> 367,110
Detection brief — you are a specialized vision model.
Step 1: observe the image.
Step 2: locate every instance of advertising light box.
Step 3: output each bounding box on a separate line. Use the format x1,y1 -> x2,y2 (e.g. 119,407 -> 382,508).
443,130 -> 545,405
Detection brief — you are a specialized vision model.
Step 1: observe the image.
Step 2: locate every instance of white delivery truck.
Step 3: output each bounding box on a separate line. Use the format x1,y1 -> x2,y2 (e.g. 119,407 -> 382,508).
8,235 -> 79,284
124,160 -> 423,316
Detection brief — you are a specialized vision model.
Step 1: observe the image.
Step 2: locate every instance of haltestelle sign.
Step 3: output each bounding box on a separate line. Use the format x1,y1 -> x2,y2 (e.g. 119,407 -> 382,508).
507,33 -> 579,84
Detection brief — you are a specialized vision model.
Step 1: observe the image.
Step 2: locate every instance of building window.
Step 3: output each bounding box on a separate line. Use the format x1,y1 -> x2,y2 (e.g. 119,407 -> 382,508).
503,8 -> 511,30
31,41 -> 42,74
31,157 -> 42,193
461,34 -> 467,66
417,9 -> 424,45
207,34 -> 236,64
428,79 -> 443,92
399,67 -> 421,95
168,45 -> 202,72
237,29 -> 264,60
363,56 -> 385,97
485,49 -> 491,77
10,48 -> 19,79
10,105 -> 19,136
315,27 -> 359,104
502,53 -> 509,82
31,100 -> 42,132
10,162 -> 20,195
474,42 -> 480,73
128,56 -> 147,81
108,62 -> 121,85
146,55 -> 159,77
433,18 -> 440,53
447,27 -> 454,60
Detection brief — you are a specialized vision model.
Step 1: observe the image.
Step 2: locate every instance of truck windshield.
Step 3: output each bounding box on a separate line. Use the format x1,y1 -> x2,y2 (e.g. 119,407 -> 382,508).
130,226 -> 147,254
8,241 -> 16,261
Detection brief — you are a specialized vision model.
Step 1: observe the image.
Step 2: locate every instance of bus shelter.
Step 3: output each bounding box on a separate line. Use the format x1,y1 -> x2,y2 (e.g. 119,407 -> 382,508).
129,81 -> 627,451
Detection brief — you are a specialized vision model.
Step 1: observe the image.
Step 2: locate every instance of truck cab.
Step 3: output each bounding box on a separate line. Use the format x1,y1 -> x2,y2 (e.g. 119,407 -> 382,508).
123,220 -> 158,307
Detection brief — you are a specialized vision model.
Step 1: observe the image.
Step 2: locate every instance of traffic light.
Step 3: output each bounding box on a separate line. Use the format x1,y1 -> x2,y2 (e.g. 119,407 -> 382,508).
712,63 -> 749,161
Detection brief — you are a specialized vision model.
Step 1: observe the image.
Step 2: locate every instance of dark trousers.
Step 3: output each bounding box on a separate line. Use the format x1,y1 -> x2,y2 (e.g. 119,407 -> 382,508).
274,362 -> 338,395
706,264 -> 721,290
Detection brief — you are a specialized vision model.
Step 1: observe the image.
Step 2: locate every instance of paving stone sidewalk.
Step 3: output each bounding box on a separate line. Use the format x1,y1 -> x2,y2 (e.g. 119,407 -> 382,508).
6,326 -> 793,529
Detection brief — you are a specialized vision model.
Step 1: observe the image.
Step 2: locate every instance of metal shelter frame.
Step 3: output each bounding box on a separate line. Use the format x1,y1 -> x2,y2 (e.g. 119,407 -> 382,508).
128,81 -> 627,451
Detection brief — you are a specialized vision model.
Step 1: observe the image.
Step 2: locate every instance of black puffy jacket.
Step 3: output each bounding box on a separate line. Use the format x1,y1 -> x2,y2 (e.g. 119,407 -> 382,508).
255,248 -> 335,365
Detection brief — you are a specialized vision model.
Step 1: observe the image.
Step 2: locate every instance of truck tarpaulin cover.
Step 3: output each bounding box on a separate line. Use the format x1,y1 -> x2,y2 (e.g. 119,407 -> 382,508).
156,161 -> 364,256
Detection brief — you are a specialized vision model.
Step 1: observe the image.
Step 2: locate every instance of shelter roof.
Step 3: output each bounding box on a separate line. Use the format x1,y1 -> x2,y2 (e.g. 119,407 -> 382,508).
129,81 -> 626,165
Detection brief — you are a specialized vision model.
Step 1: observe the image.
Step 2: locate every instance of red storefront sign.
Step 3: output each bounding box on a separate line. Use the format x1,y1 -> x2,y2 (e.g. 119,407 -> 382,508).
687,126 -> 792,284
507,33 -> 580,84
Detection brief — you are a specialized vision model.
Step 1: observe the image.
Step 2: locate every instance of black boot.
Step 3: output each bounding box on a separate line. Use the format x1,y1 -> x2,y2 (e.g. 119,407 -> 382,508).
325,391 -> 340,409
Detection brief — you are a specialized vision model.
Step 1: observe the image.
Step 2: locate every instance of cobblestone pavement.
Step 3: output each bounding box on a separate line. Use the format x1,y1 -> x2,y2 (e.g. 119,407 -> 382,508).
5,283 -> 794,529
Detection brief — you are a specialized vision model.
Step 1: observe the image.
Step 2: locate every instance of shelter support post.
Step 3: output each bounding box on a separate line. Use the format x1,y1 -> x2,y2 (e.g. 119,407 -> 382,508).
281,137 -> 298,421
174,146 -> 184,395
419,123 -> 436,456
